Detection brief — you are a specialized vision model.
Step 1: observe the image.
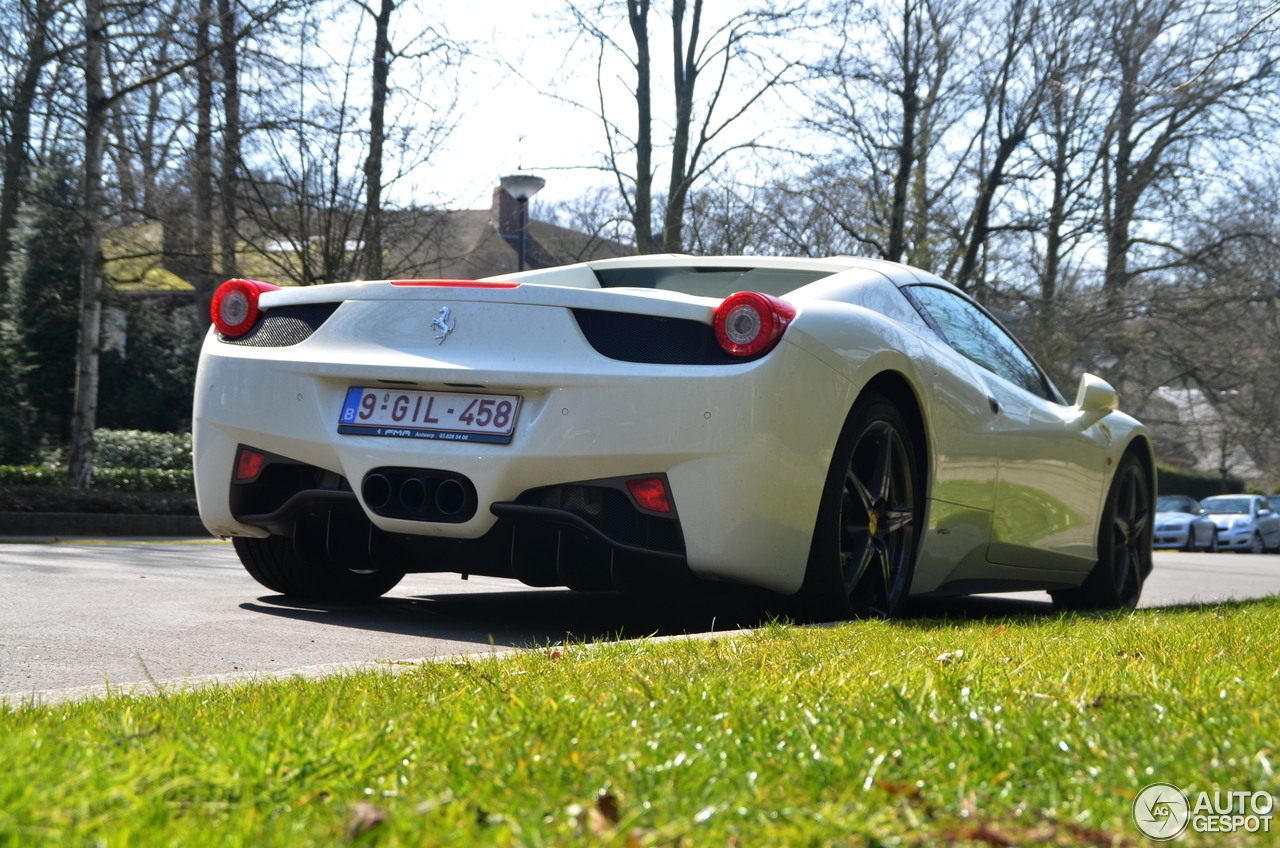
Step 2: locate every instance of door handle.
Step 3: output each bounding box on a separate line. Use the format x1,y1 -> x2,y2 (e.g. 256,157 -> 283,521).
988,396 -> 1004,416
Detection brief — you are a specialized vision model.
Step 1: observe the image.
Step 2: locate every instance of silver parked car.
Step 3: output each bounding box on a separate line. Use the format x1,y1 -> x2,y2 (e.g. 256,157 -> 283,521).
1154,495 -> 1218,552
1200,495 -> 1280,553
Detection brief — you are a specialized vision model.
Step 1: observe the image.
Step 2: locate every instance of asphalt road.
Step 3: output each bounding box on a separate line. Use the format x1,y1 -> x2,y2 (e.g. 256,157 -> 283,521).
2,541 -> 1278,703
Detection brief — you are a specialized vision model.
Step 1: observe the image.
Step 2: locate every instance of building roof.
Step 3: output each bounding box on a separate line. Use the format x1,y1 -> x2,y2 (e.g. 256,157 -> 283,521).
104,190 -> 632,293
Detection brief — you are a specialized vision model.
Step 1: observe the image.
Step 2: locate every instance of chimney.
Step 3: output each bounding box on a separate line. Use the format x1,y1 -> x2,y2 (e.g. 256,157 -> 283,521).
491,186 -> 521,236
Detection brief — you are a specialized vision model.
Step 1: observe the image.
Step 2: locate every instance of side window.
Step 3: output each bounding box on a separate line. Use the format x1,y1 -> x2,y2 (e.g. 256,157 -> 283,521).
906,285 -> 1051,400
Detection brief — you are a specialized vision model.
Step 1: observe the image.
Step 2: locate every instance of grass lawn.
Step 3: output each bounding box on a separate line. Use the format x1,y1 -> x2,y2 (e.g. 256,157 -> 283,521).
2,597 -> 1277,846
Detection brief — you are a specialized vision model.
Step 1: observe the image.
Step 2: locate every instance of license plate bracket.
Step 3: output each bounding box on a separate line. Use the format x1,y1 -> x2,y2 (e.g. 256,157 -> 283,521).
337,387 -> 521,444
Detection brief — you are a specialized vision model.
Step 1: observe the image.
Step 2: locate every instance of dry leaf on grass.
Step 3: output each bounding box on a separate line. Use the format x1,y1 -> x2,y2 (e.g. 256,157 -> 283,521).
346,802 -> 389,841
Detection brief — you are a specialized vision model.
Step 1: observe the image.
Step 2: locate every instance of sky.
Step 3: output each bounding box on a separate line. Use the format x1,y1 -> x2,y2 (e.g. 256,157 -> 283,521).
406,0 -> 628,212
384,0 -> 811,214
414,1 -> 591,209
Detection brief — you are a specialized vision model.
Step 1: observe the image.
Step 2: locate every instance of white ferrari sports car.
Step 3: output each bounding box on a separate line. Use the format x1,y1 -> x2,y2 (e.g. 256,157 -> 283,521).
193,255 -> 1155,619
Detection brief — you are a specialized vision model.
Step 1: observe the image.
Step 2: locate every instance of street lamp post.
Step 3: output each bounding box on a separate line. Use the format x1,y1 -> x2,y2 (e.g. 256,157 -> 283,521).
499,174 -> 545,272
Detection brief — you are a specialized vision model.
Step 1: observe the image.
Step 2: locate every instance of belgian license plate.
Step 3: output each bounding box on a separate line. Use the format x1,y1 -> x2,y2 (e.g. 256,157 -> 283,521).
337,387 -> 521,444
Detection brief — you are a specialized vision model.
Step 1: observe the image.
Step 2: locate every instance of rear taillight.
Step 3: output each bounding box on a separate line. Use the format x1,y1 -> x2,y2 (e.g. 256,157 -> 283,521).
712,291 -> 796,357
211,279 -> 280,337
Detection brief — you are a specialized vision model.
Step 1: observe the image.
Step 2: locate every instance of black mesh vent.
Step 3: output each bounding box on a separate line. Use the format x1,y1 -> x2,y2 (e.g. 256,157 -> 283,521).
221,302 -> 341,347
515,484 -> 684,554
572,308 -> 744,365
230,458 -> 351,519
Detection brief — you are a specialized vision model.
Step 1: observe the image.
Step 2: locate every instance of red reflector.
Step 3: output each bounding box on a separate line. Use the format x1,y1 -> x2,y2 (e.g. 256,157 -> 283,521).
390,280 -> 521,288
235,449 -> 266,481
626,477 -> 671,513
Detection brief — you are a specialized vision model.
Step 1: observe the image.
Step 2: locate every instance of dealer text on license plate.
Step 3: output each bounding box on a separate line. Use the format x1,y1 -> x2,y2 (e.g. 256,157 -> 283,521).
338,387 -> 520,444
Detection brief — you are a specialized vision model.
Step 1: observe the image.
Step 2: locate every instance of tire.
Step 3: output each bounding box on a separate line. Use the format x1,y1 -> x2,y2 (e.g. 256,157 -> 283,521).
1208,533 -> 1220,553
1051,452 -> 1150,611
791,392 -> 922,622
1248,532 -> 1265,555
233,533 -> 405,601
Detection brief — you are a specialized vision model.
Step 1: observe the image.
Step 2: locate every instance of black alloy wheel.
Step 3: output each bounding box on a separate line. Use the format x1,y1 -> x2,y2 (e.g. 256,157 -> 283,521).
1052,452 -> 1151,611
794,393 -> 921,622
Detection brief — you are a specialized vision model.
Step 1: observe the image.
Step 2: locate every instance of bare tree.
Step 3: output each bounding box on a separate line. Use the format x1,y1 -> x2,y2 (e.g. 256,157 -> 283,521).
804,0 -> 976,267
562,0 -> 801,253
194,0 -> 215,329
0,0 -> 72,296
233,0 -> 459,285
951,0 -> 1047,294
68,0 -> 290,485
216,0 -> 240,279
360,0 -> 392,279
1096,0 -> 1278,301
68,0 -> 107,489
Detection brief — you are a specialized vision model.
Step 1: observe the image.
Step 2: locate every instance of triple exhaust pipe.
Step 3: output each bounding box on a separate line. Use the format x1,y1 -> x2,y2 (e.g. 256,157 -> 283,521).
361,467 -> 476,523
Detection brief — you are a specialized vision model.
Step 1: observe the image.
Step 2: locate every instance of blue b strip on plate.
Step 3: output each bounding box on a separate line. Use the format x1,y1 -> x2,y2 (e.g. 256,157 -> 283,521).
339,387 -> 363,423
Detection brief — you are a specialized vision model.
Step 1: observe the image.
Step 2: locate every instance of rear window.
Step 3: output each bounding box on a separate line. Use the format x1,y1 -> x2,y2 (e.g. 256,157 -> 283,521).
594,266 -> 833,298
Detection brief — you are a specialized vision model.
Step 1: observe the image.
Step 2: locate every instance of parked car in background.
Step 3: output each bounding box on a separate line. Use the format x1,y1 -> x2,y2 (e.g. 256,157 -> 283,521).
1154,495 -> 1218,552
1200,495 -> 1280,553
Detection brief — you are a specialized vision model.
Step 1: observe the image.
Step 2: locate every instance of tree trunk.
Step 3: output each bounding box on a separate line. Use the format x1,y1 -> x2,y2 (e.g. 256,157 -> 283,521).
954,130 -> 1025,291
362,0 -> 393,280
0,0 -> 50,297
627,0 -> 654,254
1037,121 -> 1069,353
1102,75 -> 1138,300
661,0 -> 700,253
69,0 -> 107,489
887,1 -> 920,263
217,0 -> 240,281
194,0 -> 215,332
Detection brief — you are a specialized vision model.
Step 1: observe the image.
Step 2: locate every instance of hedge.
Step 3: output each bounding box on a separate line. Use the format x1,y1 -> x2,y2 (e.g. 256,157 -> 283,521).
93,429 -> 193,470
0,485 -> 198,515
1156,463 -> 1244,500
0,466 -> 194,493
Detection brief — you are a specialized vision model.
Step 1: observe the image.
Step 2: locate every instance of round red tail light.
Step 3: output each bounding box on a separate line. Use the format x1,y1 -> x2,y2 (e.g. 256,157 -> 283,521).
211,279 -> 280,337
712,291 -> 796,357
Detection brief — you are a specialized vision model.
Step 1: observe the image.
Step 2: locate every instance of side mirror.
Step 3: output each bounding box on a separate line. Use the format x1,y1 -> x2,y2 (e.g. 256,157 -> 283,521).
1075,373 -> 1119,418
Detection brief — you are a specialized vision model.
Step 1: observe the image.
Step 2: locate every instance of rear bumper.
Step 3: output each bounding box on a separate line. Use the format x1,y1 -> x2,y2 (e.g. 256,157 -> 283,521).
193,300 -> 857,593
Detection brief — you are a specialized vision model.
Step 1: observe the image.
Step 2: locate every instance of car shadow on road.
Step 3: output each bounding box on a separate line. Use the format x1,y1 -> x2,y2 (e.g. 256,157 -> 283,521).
240,587 -> 765,648
239,586 -> 1060,648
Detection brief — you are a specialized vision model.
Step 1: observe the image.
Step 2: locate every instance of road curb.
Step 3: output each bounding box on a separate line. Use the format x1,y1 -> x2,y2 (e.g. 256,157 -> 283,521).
1,628 -> 756,708
0,512 -> 209,537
